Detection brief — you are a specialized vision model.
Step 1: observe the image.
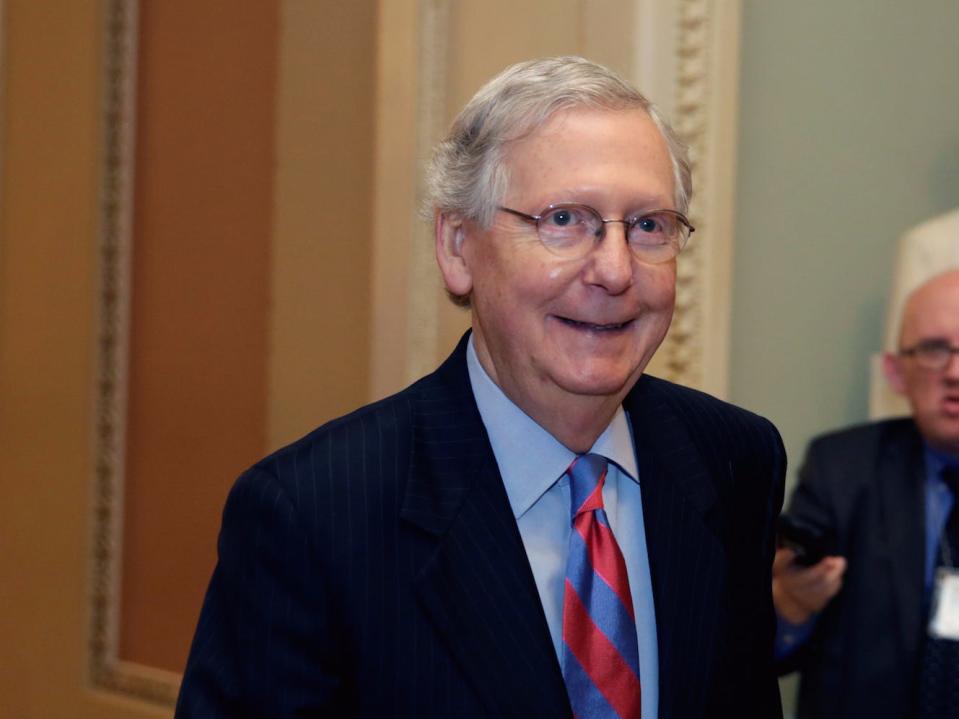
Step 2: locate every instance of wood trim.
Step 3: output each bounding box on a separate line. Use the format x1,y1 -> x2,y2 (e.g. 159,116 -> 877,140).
637,0 -> 742,397
370,0 -> 451,398
89,0 -> 181,706
404,0 -> 449,384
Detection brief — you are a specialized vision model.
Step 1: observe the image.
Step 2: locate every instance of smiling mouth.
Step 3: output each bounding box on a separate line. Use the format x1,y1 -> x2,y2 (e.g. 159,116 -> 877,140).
941,394 -> 959,416
557,316 -> 632,332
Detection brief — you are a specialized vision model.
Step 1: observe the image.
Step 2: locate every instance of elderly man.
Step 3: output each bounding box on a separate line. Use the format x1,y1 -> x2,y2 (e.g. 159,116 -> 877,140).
870,208 -> 959,418
177,56 -> 785,719
775,269 -> 959,718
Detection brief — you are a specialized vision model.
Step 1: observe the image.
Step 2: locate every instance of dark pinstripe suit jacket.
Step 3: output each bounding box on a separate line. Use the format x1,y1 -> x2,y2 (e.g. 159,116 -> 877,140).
176,334 -> 785,718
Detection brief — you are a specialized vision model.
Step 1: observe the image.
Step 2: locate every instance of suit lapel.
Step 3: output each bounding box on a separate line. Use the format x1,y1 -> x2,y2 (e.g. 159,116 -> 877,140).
876,422 -> 926,668
400,337 -> 570,719
625,377 -> 724,719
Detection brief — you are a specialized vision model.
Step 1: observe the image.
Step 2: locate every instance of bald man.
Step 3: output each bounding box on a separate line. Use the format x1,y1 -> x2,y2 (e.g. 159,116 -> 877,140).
774,269 -> 959,719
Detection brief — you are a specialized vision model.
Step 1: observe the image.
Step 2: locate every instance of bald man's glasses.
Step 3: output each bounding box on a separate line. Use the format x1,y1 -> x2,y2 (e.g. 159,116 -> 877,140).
498,204 -> 694,263
899,340 -> 959,372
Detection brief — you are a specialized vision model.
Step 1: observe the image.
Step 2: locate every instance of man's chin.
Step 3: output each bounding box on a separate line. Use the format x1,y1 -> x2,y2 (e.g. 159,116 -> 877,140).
920,419 -> 959,458
553,366 -> 644,399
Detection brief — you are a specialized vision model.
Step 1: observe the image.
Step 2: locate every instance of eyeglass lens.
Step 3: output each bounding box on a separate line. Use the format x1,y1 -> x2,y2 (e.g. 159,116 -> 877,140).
909,340 -> 959,370
535,204 -> 688,261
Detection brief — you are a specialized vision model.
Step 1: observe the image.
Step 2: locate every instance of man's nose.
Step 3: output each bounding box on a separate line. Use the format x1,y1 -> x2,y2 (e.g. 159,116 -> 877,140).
944,350 -> 959,380
584,222 -> 634,293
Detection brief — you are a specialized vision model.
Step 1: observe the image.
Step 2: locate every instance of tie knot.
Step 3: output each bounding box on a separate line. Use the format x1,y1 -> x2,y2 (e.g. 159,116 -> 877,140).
942,466 -> 959,495
568,453 -> 609,519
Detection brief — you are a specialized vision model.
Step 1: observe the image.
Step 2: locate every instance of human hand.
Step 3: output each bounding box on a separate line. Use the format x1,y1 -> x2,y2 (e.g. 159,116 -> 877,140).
772,547 -> 846,625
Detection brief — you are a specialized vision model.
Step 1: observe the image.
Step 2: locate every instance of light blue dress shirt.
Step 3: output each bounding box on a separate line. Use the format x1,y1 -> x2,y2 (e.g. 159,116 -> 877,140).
923,448 -> 958,595
466,337 -> 658,718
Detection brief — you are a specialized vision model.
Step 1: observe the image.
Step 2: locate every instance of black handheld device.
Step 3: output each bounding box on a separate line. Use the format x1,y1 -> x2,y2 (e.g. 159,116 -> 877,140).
776,515 -> 833,567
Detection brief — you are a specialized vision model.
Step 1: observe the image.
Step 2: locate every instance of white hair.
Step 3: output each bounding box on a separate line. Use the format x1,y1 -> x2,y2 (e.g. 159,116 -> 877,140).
425,55 -> 692,230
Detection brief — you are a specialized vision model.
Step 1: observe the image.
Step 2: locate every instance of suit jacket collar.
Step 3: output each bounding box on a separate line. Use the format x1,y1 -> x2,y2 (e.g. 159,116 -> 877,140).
624,375 -> 723,718
400,334 -> 723,718
400,334 -> 570,718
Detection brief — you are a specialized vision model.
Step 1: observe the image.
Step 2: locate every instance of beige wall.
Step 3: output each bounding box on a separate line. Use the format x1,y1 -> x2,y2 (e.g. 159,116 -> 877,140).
120,0 -> 279,672
0,0 -> 376,715
268,0 -> 377,449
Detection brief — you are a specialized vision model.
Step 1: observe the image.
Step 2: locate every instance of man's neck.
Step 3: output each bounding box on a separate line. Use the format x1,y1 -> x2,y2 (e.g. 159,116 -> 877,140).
523,394 -> 623,454
925,440 -> 959,466
467,332 -> 639,453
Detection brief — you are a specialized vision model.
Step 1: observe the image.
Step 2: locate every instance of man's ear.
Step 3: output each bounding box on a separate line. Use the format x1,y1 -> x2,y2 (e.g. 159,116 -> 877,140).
435,211 -> 473,297
882,351 -> 907,395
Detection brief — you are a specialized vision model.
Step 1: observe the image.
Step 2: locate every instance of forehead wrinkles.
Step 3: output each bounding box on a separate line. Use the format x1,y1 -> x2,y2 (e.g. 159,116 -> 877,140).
500,109 -> 672,207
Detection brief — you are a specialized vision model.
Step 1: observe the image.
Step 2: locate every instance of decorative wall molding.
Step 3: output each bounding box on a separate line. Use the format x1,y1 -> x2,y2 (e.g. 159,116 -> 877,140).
90,0 -> 180,706
634,0 -> 741,396
656,0 -> 711,387
404,0 -> 449,384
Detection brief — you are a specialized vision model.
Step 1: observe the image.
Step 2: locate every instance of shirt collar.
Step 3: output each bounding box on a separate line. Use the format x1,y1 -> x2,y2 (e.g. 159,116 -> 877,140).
466,334 -> 638,520
926,443 -> 959,467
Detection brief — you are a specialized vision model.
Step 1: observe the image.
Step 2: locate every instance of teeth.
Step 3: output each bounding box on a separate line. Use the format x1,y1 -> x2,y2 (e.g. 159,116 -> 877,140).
562,317 -> 626,330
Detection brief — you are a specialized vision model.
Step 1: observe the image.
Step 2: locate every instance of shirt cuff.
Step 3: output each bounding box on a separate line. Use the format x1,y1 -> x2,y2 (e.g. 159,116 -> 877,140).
774,612 -> 817,660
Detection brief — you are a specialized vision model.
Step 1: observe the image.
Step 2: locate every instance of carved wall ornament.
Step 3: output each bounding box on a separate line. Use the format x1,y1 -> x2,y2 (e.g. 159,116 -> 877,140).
658,0 -> 712,386
90,0 -> 182,706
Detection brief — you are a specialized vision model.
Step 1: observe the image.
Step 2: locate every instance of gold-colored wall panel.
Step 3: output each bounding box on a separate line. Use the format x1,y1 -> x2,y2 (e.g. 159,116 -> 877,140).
0,3 -> 123,717
120,0 -> 279,672
267,0 -> 377,449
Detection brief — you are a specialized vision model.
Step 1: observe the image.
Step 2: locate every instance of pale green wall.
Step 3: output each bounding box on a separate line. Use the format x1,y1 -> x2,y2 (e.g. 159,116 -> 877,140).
731,3 -> 959,714
731,0 -> 959,486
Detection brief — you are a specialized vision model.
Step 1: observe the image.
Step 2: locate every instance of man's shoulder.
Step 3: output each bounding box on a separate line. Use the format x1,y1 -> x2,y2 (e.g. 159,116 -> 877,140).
807,416 -> 918,456
255,367 -> 452,476
632,373 -> 777,434
254,335 -> 473,476
629,374 -> 784,481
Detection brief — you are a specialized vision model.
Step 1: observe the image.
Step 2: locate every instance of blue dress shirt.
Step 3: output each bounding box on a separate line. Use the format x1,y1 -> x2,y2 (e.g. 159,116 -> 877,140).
924,447 -> 958,594
466,337 -> 658,718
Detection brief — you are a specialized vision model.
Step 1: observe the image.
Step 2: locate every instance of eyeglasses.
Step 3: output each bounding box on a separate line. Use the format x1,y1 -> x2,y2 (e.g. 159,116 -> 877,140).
497,203 -> 694,263
899,339 -> 959,371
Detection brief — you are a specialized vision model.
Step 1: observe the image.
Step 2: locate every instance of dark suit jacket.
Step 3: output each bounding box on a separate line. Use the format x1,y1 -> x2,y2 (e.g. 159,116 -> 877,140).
780,418 -> 927,719
176,334 -> 785,718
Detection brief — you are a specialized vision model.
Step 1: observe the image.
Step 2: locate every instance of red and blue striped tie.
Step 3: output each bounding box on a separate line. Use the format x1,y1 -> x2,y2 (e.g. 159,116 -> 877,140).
562,453 -> 641,719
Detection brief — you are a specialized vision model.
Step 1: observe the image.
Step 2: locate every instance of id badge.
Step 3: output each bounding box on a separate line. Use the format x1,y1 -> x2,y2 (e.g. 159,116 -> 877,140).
928,567 -> 959,640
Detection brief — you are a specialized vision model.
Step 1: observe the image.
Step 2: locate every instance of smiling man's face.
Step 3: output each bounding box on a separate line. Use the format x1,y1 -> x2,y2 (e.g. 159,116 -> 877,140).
456,106 -> 677,430
885,271 -> 959,456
